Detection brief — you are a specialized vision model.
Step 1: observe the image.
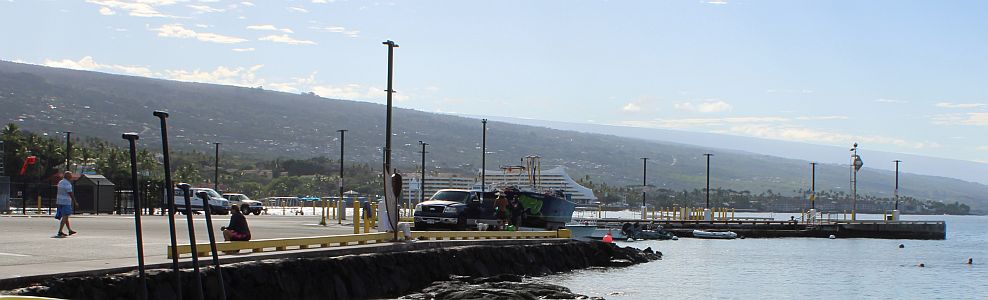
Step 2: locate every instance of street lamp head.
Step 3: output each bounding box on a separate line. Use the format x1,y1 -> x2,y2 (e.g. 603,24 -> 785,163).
382,40 -> 399,47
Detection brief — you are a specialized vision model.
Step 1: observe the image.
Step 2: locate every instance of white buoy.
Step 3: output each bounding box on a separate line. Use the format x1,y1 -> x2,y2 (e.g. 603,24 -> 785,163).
627,238 -> 635,242
828,235 -> 836,239
671,236 -> 679,240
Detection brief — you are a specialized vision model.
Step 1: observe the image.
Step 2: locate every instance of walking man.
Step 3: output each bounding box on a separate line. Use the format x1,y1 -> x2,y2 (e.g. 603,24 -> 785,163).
55,171 -> 78,237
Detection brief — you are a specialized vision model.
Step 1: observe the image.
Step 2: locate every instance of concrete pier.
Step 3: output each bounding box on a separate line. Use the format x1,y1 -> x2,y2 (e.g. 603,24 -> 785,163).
574,218 -> 946,240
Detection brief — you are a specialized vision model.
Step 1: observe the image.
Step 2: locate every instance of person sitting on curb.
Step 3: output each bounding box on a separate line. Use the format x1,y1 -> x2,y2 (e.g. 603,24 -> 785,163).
222,204 -> 251,241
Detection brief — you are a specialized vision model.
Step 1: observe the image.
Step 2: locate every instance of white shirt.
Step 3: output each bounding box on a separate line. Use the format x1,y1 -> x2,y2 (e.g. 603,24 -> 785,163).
56,179 -> 74,205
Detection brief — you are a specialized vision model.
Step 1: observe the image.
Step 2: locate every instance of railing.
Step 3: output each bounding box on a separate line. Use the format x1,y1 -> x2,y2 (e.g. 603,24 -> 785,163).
168,229 -> 572,258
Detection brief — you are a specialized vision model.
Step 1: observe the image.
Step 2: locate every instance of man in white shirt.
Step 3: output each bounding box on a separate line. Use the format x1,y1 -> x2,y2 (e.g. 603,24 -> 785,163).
55,171 -> 78,237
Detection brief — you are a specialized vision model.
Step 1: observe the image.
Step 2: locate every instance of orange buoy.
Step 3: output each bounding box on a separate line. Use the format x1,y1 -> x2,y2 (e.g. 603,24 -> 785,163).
602,231 -> 614,243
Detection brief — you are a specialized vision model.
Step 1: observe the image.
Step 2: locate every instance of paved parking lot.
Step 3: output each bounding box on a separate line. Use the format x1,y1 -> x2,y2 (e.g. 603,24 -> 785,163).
0,213 -> 366,279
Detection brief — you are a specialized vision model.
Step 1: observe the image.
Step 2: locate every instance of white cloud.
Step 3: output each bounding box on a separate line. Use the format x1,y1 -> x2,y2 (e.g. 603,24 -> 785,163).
619,116 -> 787,129
259,34 -> 316,45
86,0 -> 181,18
187,4 -> 224,13
674,100 -> 732,113
287,6 -> 308,13
163,65 -> 265,86
240,1 -> 254,6
935,102 -> 987,109
728,124 -> 940,149
932,113 -> 988,126
310,25 -> 359,37
44,56 -> 153,77
152,24 -> 247,44
876,98 -> 908,104
232,47 -> 255,52
311,0 -> 332,3
98,6 -> 116,15
246,24 -> 293,33
977,146 -> 988,151
621,102 -> 641,112
312,84 -> 406,102
794,116 -> 849,121
707,0 -> 728,4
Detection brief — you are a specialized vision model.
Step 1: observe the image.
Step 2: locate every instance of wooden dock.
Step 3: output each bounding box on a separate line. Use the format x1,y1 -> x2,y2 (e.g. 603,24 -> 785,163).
572,218 -> 946,240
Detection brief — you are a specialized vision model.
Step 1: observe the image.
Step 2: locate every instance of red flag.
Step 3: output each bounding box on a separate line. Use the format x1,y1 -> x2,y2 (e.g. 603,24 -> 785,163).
19,155 -> 37,175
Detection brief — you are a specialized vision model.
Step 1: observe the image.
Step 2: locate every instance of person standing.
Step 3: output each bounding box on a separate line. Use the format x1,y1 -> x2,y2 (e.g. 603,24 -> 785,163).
222,204 -> 251,241
55,171 -> 78,237
494,194 -> 509,230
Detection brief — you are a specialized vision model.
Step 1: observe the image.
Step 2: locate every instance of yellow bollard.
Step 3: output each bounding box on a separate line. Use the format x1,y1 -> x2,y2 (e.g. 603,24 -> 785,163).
36,195 -> 42,214
353,200 -> 361,234
363,213 -> 370,233
371,202 -> 378,227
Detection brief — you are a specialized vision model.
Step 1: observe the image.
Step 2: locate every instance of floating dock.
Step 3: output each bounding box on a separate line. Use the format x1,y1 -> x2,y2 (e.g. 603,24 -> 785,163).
572,218 -> 946,240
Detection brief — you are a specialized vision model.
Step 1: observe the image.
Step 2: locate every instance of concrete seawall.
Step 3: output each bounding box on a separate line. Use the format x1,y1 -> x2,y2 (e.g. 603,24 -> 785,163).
3,240 -> 659,299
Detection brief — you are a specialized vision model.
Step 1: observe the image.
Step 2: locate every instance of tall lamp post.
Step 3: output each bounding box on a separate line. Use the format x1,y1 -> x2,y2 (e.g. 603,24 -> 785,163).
703,153 -> 714,220
850,143 -> 863,221
64,131 -> 72,171
481,119 -> 487,196
338,129 -> 347,223
893,159 -> 901,221
419,141 -> 428,202
810,162 -> 817,210
640,157 -> 648,219
382,40 -> 399,241
213,142 -> 220,192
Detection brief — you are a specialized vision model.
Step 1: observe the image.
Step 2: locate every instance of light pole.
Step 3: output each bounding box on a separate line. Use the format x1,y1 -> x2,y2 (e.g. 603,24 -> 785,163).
641,157 -> 648,217
214,142 -> 220,192
481,119 -> 487,196
419,141 -> 428,203
382,40 -> 399,241
894,159 -> 901,210
810,162 -> 817,210
64,131 -> 72,171
338,129 -> 347,224
850,143 -> 863,221
703,153 -> 713,209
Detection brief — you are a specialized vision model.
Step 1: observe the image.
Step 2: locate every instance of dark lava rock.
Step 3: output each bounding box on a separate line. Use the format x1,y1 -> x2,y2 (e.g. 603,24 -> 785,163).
402,275 -> 603,300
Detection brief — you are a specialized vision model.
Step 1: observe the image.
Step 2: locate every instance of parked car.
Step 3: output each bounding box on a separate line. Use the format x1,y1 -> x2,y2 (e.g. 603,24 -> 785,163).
223,193 -> 265,215
413,189 -> 496,230
167,187 -> 230,215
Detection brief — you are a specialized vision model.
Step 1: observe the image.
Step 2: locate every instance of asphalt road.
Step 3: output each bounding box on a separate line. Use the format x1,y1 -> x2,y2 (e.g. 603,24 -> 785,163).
0,212 -> 366,279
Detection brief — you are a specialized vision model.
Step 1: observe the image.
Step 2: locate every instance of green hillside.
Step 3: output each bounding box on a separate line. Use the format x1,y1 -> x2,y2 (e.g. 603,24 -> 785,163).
1,61 -> 986,212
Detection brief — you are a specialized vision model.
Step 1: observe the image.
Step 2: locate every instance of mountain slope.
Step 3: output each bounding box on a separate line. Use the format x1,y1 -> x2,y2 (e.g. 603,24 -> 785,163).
1,60 -> 986,211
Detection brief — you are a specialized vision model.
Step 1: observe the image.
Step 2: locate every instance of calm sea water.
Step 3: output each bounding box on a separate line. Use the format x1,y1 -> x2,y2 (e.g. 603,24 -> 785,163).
538,213 -> 987,299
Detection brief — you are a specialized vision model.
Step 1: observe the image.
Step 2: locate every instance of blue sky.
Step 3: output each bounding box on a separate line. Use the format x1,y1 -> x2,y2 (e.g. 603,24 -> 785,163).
1,0 -> 986,163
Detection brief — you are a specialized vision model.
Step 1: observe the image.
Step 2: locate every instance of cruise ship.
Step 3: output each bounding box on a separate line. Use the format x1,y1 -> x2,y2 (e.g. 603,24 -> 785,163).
400,166 -> 597,204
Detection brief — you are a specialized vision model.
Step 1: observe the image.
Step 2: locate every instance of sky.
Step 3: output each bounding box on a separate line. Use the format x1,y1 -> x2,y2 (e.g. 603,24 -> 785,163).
1,0 -> 986,163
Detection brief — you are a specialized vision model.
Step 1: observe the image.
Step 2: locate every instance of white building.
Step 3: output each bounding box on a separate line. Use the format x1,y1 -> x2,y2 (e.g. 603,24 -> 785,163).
478,166 -> 597,204
400,166 -> 598,204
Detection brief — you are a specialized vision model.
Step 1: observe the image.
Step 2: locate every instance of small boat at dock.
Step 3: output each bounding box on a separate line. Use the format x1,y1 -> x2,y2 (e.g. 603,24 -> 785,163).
692,230 -> 738,239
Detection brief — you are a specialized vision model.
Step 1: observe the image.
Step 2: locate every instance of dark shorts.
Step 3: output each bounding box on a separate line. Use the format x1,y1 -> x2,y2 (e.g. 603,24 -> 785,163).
228,231 -> 250,241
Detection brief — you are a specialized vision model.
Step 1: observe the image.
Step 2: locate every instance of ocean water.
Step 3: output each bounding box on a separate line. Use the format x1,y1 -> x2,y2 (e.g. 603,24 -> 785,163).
538,214 -> 987,299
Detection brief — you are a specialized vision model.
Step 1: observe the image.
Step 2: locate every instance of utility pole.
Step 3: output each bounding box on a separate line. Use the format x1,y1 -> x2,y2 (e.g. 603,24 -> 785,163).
810,162 -> 817,210
419,141 -> 428,203
382,40 -> 399,241
481,119 -> 487,196
703,153 -> 713,209
894,160 -> 901,210
65,131 -> 72,171
214,142 -> 220,192
338,129 -> 347,223
850,143 -> 862,221
641,157 -> 648,219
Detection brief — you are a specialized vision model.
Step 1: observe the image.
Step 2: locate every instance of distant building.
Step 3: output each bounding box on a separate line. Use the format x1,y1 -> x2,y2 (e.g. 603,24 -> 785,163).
401,173 -> 474,202
399,166 -> 597,204
480,166 -> 597,204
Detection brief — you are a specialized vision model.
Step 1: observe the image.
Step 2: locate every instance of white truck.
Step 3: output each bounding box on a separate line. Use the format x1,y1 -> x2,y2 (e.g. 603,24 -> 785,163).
167,187 -> 231,215
222,193 -> 266,215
